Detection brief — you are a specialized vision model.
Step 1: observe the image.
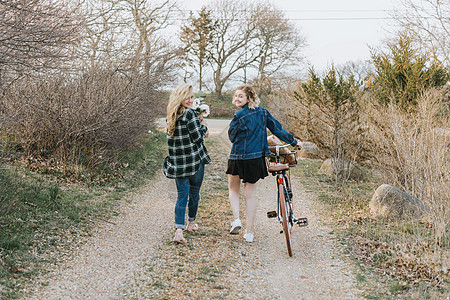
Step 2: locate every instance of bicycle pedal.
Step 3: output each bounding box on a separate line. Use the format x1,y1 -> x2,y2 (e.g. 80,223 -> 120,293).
267,211 -> 277,218
297,217 -> 308,227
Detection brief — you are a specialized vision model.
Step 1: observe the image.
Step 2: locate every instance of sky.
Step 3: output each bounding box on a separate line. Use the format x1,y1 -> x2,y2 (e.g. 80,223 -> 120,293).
181,0 -> 400,73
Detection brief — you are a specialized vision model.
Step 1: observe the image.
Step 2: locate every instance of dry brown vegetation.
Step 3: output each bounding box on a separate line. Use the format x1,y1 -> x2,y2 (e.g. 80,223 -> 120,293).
0,0 -> 82,78
366,87 -> 449,244
0,0 -> 177,171
1,71 -> 164,167
269,78 -> 449,297
270,79 -> 449,239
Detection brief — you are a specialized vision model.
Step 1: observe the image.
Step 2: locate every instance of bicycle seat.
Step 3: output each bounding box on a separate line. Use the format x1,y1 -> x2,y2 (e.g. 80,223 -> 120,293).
268,163 -> 289,172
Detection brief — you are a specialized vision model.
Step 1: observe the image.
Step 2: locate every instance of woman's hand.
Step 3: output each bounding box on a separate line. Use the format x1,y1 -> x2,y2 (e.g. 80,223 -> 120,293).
201,118 -> 209,138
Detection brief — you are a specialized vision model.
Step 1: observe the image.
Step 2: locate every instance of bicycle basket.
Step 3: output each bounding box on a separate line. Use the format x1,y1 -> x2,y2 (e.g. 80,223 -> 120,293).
267,150 -> 298,166
281,150 -> 298,166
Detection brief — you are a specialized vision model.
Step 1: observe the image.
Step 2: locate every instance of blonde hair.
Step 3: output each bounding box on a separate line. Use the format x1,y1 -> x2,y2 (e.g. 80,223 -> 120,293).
233,85 -> 260,109
167,83 -> 193,136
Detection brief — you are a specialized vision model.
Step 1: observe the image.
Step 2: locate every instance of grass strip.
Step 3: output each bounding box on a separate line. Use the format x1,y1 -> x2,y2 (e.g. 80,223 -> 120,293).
0,130 -> 166,298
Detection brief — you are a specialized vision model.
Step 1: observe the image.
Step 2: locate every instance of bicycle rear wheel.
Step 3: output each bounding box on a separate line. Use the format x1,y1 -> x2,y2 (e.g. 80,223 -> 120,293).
278,182 -> 293,257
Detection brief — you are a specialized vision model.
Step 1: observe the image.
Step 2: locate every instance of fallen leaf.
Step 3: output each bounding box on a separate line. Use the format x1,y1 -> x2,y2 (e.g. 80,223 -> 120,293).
10,267 -> 24,273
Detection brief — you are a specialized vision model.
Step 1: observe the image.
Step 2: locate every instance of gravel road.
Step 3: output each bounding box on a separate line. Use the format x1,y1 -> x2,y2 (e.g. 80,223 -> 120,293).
28,123 -> 361,299
28,174 -> 174,299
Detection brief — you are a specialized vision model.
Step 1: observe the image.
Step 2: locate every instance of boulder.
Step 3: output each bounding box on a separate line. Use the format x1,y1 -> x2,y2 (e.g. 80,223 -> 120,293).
297,142 -> 320,159
369,184 -> 428,220
318,158 -> 364,181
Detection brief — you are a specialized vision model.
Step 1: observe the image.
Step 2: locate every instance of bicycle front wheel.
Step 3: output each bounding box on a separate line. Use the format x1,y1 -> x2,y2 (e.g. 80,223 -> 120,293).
279,182 -> 293,257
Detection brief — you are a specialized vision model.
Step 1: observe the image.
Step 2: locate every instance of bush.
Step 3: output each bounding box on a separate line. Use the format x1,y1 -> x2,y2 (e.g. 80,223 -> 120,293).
0,69 -> 164,168
369,33 -> 449,111
293,68 -> 365,187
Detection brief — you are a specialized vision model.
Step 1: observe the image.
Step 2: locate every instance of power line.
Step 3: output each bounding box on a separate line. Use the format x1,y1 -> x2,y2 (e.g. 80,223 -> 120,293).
180,9 -> 394,13
164,17 -> 397,21
174,8 -> 396,21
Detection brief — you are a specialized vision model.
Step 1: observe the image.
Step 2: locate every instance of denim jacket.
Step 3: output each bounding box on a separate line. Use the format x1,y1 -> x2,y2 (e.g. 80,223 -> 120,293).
228,104 -> 298,160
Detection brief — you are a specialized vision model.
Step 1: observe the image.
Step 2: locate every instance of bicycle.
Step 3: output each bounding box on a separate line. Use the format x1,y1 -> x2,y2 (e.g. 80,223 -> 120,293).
266,144 -> 308,257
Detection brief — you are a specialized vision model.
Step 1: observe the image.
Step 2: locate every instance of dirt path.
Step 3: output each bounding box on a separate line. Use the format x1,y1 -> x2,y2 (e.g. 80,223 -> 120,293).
28,127 -> 361,299
208,129 -> 360,298
249,171 -> 359,298
28,174 -> 175,299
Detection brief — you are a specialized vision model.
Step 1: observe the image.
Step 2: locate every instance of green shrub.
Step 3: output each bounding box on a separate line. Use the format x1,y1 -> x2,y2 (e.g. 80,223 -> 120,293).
369,32 -> 449,111
294,67 -> 364,187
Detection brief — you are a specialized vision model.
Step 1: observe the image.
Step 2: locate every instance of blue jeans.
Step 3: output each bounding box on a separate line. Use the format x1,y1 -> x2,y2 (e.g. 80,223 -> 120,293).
174,163 -> 204,229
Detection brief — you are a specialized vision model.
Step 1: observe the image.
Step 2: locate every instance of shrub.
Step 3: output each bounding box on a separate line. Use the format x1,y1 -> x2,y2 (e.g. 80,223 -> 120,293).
0,69 -> 164,168
369,33 -> 449,111
293,67 -> 365,187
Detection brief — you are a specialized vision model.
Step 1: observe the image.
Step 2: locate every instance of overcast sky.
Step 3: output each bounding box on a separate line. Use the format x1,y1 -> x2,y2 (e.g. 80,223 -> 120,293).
181,0 -> 399,73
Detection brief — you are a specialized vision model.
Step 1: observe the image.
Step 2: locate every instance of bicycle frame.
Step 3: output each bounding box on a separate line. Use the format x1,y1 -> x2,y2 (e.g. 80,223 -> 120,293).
275,172 -> 293,225
267,144 -> 308,257
270,145 -> 294,218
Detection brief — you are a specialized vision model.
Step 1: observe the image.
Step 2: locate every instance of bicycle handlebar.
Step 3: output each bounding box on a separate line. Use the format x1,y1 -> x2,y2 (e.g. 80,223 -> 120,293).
268,144 -> 291,156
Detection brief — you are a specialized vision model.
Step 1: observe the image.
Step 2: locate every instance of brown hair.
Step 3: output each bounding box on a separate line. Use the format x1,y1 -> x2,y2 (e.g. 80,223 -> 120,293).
234,85 -> 260,109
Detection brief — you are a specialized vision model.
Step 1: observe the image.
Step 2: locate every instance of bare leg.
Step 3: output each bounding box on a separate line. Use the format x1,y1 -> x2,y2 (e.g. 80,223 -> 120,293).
228,175 -> 241,219
243,182 -> 257,234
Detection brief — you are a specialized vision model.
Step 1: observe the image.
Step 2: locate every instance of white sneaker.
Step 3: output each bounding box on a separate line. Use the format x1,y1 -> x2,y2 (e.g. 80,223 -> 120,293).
243,233 -> 254,243
230,218 -> 241,234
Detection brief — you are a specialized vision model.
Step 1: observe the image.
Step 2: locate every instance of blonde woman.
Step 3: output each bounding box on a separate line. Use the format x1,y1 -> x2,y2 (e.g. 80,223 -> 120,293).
226,85 -> 303,243
163,83 -> 211,244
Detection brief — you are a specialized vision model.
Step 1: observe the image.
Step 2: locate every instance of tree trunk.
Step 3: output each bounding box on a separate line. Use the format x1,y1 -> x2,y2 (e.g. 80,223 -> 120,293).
199,62 -> 203,91
214,69 -> 224,99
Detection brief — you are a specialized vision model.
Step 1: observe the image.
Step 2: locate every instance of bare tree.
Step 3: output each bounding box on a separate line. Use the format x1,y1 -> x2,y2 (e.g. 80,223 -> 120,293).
78,0 -> 182,80
393,0 -> 449,66
115,0 -> 181,78
252,3 -> 306,96
206,0 -> 261,98
78,0 -> 125,70
0,0 -> 83,82
336,59 -> 373,84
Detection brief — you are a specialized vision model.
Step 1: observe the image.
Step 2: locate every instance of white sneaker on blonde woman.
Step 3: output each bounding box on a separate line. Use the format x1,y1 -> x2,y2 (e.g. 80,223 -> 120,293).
230,218 -> 241,234
243,233 -> 254,243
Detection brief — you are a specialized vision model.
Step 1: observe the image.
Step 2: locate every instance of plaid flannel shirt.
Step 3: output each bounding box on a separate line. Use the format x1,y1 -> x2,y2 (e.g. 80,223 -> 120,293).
163,108 -> 211,178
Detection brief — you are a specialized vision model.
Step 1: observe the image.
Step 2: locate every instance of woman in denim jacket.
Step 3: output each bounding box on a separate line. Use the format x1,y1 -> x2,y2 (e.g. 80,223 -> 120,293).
226,85 -> 303,243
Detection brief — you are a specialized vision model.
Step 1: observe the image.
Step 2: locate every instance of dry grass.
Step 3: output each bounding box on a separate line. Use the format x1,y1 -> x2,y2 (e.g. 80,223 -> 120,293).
366,87 -> 449,244
291,159 -> 449,298
272,78 -> 448,244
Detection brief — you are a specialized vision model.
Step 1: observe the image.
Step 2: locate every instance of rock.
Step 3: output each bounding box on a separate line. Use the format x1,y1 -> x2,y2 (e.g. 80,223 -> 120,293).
318,158 -> 364,181
297,142 -> 320,159
369,184 -> 429,220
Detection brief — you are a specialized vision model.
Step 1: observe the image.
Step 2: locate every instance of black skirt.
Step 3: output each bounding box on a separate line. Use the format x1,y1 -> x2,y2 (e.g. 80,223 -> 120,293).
226,157 -> 268,183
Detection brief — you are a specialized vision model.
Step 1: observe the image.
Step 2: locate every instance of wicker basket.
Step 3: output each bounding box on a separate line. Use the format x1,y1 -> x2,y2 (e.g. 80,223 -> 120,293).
268,150 -> 298,166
